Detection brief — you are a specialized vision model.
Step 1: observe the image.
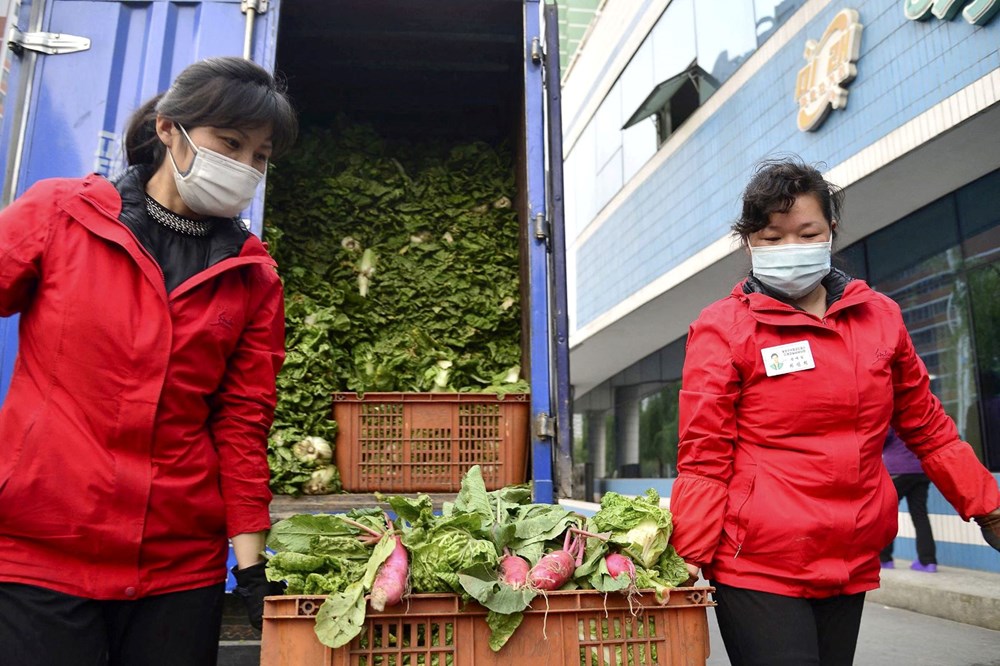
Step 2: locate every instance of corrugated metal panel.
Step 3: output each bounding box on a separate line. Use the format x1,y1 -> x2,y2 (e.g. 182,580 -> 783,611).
17,0 -> 269,192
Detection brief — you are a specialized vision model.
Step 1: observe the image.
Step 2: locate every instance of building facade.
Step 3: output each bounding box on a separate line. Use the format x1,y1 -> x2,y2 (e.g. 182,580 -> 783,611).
566,0 -> 1000,572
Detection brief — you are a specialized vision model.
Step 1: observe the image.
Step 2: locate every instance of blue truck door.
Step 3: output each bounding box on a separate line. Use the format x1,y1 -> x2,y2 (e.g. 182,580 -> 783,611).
524,1 -> 570,502
0,0 -> 281,401
543,2 -> 572,501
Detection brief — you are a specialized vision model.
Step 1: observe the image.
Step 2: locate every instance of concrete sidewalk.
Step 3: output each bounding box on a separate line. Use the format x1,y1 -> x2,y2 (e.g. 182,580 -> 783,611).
866,559 -> 1000,631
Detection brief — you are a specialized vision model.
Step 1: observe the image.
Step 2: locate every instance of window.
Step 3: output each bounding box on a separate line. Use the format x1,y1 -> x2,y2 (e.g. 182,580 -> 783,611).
753,0 -> 806,46
694,0 -> 757,85
638,381 -> 682,478
622,63 -> 719,147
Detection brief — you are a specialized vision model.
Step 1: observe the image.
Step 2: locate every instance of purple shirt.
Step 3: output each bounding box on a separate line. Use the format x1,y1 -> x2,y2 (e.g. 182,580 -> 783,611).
883,428 -> 924,475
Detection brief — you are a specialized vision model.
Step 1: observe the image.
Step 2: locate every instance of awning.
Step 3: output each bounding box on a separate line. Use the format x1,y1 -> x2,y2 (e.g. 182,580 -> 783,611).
621,62 -> 719,130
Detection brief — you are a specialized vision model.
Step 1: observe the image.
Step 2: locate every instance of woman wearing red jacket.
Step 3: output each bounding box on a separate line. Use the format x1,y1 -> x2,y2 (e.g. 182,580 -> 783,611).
669,159 -> 1000,665
0,57 -> 297,665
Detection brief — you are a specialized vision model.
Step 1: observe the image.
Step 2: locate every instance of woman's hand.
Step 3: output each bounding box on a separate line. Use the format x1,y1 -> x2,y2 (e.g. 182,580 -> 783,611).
232,561 -> 285,630
974,508 -> 1000,552
230,531 -> 283,630
683,562 -> 701,587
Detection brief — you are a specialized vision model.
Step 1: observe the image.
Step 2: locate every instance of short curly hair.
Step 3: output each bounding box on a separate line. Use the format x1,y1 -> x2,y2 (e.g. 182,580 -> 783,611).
733,159 -> 843,244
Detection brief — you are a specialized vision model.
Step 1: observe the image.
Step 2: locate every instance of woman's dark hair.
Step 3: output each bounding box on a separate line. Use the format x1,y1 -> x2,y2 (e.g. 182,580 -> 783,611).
124,56 -> 298,166
733,158 -> 844,245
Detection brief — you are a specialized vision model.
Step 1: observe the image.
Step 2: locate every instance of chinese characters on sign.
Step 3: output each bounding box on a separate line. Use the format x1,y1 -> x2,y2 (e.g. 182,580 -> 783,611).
904,0 -> 999,26
794,9 -> 864,133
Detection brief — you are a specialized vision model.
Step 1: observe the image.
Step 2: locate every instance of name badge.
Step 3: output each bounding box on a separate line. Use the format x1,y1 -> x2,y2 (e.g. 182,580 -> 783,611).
761,340 -> 815,377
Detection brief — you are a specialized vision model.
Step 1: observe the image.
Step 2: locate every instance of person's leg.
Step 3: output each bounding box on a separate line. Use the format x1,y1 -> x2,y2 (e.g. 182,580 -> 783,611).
712,581 -> 820,666
906,475 -> 937,566
881,475 -> 908,565
0,583 -> 108,666
811,591 -> 866,666
106,582 -> 225,666
879,540 -> 894,564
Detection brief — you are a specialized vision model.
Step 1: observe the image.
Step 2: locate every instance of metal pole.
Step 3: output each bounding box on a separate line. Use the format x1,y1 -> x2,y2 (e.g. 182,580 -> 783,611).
243,8 -> 255,60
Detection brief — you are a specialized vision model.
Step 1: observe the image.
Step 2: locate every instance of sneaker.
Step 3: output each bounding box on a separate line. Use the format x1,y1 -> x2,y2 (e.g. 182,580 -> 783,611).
910,561 -> 938,573
880,560 -> 895,569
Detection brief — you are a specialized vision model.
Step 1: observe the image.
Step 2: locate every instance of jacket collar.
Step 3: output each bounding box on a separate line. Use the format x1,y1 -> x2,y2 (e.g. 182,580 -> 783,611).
733,267 -> 877,326
58,172 -> 276,265
742,267 -> 854,306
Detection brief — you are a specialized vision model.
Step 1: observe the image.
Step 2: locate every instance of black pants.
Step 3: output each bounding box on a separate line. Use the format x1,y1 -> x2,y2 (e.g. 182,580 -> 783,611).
879,473 -> 937,565
712,581 -> 866,666
0,582 -> 225,666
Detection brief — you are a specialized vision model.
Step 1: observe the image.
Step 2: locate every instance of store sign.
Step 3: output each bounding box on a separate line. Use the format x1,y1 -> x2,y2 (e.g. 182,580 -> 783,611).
904,0 -> 999,26
795,9 -> 864,132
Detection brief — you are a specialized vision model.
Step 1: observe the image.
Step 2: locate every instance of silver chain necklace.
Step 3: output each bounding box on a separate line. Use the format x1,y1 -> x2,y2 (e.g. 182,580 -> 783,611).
145,195 -> 214,237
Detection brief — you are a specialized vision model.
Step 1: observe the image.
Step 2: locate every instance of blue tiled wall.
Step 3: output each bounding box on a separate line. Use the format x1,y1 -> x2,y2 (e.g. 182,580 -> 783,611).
576,0 -> 999,327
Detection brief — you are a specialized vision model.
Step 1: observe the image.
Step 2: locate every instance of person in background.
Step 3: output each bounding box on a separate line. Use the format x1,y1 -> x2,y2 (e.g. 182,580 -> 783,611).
668,159 -> 1000,666
0,57 -> 297,665
880,427 -> 938,572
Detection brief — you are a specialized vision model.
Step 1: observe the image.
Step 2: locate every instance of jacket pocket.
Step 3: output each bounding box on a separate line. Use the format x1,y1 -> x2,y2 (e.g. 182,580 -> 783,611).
0,419 -> 32,504
724,469 -> 757,556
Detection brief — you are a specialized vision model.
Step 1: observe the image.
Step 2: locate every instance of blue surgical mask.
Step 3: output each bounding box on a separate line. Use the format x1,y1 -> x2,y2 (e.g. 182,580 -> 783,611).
750,241 -> 832,300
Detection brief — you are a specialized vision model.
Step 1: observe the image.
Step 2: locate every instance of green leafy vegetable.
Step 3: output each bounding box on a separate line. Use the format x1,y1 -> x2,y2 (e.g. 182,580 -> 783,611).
263,121 -> 529,494
263,470 -> 693,653
457,564 -> 536,614
486,610 -> 524,652
590,489 -> 673,568
314,582 -> 366,649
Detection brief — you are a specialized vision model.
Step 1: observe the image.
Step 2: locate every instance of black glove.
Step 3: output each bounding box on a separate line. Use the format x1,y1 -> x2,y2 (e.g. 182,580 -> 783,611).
232,561 -> 285,631
974,509 -> 1000,552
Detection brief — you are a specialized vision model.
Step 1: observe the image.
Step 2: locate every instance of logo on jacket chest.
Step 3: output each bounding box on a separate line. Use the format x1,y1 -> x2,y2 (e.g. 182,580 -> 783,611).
211,308 -> 235,330
874,347 -> 893,361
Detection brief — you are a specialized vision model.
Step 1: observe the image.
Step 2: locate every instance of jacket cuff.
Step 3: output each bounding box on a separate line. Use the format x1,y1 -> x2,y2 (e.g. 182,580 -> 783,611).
226,504 -> 273,539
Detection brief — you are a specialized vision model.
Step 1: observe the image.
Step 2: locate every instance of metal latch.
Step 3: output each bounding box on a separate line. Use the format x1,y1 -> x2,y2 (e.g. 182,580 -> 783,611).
530,37 -> 543,64
7,27 -> 90,56
533,212 -> 549,241
533,412 -> 556,439
241,0 -> 269,13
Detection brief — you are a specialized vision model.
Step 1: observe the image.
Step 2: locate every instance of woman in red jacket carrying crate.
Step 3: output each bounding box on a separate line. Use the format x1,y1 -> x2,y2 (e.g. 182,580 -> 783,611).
0,57 -> 296,665
669,159 -> 1000,666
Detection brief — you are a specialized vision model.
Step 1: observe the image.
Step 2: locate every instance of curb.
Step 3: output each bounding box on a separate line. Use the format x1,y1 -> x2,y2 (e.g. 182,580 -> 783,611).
867,560 -> 1000,631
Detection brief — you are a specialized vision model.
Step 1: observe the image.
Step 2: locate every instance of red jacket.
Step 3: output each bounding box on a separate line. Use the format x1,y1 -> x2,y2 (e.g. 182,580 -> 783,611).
0,175 -> 284,599
669,275 -> 1000,598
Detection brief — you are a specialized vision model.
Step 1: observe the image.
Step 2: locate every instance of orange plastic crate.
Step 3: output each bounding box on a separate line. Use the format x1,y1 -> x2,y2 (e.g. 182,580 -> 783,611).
333,392 -> 529,493
261,588 -> 714,666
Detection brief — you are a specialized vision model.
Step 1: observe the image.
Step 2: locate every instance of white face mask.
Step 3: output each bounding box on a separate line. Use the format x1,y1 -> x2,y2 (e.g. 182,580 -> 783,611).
750,241 -> 832,300
168,125 -> 264,218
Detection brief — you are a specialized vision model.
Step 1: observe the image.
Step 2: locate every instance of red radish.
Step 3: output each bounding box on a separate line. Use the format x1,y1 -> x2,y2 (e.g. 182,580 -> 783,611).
527,549 -> 576,590
369,534 -> 409,611
499,552 -> 531,589
605,553 -> 636,583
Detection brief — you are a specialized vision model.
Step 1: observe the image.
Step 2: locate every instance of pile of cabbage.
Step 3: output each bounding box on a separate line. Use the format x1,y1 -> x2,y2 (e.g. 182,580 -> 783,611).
262,120 -> 528,494
265,467 -> 690,651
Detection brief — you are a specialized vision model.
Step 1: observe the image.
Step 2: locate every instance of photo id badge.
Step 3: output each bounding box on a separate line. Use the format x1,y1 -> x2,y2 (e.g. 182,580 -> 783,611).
761,340 -> 815,377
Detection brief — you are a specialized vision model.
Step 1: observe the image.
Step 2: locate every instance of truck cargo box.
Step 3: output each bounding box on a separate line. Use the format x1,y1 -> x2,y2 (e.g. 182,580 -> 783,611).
0,0 -> 570,500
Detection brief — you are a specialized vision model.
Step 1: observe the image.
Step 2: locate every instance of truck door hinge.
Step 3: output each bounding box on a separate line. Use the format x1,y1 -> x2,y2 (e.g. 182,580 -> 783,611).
533,412 -> 556,439
241,0 -> 270,14
530,37 -> 543,64
7,27 -> 90,56
533,212 -> 550,241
